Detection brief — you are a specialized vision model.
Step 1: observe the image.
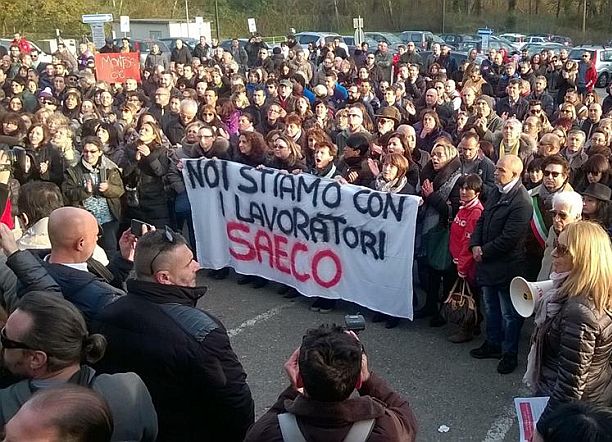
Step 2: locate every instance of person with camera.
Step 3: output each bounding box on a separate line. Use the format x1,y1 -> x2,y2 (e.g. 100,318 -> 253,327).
244,325 -> 418,441
0,207 -> 136,323
92,228 -> 254,442
62,136 -> 125,258
0,292 -> 158,441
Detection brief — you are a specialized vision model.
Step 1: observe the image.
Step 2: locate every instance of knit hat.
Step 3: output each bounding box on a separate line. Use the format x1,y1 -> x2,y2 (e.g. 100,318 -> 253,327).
38,87 -> 53,99
475,94 -> 495,110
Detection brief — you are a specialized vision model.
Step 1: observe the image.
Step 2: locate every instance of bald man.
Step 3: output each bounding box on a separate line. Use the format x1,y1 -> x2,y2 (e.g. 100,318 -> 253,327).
1,207 -> 137,323
469,154 -> 532,375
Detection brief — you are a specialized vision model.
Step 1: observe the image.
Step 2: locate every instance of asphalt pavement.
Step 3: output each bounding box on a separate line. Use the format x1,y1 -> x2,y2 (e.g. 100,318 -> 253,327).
197,269 -> 534,441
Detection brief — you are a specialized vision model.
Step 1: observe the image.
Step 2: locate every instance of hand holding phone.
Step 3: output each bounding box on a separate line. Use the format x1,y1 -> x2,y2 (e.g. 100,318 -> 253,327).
130,219 -> 154,238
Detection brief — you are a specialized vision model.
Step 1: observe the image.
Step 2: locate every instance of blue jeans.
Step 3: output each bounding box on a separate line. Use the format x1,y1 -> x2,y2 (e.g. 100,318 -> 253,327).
482,284 -> 524,355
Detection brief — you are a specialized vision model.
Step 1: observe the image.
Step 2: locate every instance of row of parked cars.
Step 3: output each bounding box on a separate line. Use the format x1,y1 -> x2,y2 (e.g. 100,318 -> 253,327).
4,30 -> 611,88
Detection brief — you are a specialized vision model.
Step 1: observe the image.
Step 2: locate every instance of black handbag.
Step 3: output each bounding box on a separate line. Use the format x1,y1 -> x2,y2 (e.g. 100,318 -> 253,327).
440,278 -> 477,326
125,185 -> 140,208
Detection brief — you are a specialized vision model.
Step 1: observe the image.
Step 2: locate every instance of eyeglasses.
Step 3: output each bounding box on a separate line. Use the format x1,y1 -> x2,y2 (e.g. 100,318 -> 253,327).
530,109 -> 542,114
543,170 -> 562,178
550,210 -> 569,220
41,100 -> 55,105
553,239 -> 570,256
274,143 -> 289,149
203,112 -> 214,117
149,226 -> 176,275
1,327 -> 33,351
582,55 -> 589,58
378,118 -> 392,125
199,133 -> 214,139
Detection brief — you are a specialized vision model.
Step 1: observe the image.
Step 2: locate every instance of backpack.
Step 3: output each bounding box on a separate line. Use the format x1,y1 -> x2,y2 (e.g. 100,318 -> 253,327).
278,413 -> 375,442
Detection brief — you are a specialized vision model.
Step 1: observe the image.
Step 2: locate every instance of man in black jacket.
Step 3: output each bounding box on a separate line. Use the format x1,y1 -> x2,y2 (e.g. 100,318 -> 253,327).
1,207 -> 134,323
170,39 -> 192,65
92,228 -> 254,442
469,154 -> 532,374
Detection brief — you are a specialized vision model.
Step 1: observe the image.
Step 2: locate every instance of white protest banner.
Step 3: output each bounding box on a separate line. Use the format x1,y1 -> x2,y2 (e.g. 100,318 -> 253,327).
183,159 -> 419,319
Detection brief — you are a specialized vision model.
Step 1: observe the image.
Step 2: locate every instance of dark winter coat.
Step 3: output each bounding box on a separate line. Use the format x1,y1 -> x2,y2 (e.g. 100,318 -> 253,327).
470,180 -> 532,287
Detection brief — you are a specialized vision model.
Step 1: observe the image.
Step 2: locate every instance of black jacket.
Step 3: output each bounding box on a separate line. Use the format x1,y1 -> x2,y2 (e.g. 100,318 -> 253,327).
92,280 -> 255,442
470,180 -> 532,286
170,46 -> 192,65
537,296 -> 612,421
5,250 -> 129,322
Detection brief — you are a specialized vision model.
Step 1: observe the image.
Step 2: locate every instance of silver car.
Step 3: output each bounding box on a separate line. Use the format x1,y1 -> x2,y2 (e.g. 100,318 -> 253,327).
570,46 -> 612,88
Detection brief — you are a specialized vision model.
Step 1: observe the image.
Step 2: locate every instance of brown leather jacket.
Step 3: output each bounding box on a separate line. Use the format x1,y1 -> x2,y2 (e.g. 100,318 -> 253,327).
538,296 -> 612,420
244,372 -> 417,442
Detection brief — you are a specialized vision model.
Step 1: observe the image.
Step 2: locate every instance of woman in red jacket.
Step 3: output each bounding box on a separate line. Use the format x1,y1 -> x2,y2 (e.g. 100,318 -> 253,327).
449,173 -> 484,343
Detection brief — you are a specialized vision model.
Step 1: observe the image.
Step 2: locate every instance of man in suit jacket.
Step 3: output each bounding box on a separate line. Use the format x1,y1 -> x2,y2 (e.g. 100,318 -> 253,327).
469,154 -> 532,375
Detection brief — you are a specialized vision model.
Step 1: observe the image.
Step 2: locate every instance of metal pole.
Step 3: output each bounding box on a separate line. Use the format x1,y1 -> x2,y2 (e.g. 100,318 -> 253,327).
442,0 -> 446,33
185,0 -> 189,24
582,0 -> 587,37
215,0 -> 220,41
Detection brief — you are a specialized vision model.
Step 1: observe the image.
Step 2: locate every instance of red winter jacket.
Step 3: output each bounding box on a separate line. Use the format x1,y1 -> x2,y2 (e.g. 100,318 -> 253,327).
586,65 -> 597,91
449,197 -> 483,285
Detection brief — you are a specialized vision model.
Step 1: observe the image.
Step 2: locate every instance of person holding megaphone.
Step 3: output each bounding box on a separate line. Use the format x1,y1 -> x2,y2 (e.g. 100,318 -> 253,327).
523,221 -> 612,423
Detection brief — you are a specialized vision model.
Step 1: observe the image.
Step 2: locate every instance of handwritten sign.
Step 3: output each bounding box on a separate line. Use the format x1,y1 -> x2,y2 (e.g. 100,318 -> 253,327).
94,53 -> 141,83
184,159 -> 420,319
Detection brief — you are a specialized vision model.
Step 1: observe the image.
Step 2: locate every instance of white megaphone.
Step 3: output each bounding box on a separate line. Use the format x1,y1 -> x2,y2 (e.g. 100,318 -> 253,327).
510,277 -> 554,317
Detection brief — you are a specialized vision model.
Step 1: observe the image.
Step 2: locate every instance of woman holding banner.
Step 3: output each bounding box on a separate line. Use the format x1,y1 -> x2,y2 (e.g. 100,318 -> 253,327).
524,221 -> 612,425
370,153 -> 419,328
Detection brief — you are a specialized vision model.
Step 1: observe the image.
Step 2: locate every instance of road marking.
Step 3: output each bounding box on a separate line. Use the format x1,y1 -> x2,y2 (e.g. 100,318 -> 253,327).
228,304 -> 290,338
482,387 -> 530,442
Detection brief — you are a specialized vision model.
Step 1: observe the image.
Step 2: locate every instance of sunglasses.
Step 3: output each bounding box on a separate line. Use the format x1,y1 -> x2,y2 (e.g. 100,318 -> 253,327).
149,226 -> 176,275
550,210 -> 569,220
1,327 -> 33,351
203,112 -> 215,117
543,170 -> 562,178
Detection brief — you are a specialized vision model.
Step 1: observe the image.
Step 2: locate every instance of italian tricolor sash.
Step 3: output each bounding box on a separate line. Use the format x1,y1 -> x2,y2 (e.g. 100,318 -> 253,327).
530,195 -> 547,248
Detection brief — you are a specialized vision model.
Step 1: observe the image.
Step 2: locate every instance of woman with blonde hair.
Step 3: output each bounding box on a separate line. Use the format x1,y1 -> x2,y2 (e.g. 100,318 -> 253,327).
525,221 -> 612,423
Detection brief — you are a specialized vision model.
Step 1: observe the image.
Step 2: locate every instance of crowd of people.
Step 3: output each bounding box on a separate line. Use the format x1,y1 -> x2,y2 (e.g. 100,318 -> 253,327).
0,29 -> 610,440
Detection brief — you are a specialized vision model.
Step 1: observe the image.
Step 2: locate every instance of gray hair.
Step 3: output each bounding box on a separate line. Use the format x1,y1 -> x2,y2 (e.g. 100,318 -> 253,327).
504,117 -> 522,132
553,191 -> 583,219
180,98 -> 198,113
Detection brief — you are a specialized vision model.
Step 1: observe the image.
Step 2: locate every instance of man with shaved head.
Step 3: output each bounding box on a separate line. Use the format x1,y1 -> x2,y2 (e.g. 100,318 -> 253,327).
0,207 -> 137,323
469,154 -> 532,375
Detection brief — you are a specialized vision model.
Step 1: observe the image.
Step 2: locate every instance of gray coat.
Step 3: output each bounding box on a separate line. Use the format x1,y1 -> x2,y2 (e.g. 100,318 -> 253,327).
0,365 -> 158,441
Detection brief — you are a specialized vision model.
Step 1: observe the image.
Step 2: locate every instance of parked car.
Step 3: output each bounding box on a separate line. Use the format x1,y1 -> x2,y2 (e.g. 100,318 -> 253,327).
0,38 -> 53,63
364,32 -> 404,51
569,46 -> 612,88
343,35 -> 379,55
520,42 -> 567,56
219,38 -> 250,52
441,33 -> 478,47
418,50 -> 487,69
295,32 -> 343,47
549,35 -> 573,46
483,35 -> 517,54
499,33 -> 527,50
399,30 -> 445,50
159,37 -> 198,52
113,38 -> 171,66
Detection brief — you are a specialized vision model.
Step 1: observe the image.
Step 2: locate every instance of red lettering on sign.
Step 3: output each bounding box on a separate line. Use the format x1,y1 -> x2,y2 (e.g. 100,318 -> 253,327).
94,53 -> 141,84
226,221 -> 342,289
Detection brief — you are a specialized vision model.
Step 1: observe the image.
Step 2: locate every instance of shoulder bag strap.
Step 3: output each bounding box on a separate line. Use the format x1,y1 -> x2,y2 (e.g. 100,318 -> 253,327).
278,413 -> 307,442
344,418 -> 376,442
